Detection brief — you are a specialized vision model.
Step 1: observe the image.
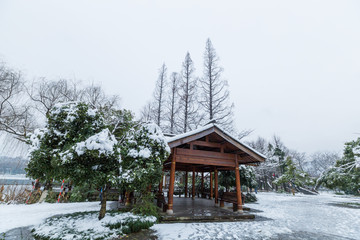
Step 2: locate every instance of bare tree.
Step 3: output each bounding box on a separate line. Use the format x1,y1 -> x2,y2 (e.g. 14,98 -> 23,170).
140,101 -> 155,123
199,38 -> 234,130
153,64 -> 167,127
28,79 -> 120,117
178,52 -> 200,133
306,151 -> 339,177
238,129 -> 254,140
0,63 -> 33,140
27,79 -> 79,116
80,83 -> 120,110
165,72 -> 180,134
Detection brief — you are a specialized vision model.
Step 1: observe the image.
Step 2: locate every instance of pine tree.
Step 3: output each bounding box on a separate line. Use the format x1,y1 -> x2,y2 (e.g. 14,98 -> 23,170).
179,52 -> 201,132
319,138 -> 360,194
166,72 -> 180,134
199,38 -> 234,130
153,64 -> 167,128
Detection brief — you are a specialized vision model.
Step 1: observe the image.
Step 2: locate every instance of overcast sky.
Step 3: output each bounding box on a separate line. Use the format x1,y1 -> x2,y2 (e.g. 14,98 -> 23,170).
1,0 -> 360,156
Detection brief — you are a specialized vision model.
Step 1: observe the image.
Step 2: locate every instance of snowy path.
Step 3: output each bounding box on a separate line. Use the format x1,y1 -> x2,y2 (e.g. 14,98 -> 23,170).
152,192 -> 360,240
0,201 -> 117,233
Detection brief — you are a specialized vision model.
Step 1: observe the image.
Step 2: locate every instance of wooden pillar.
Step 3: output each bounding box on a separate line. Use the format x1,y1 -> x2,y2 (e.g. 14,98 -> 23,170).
192,167 -> 196,200
125,191 -> 131,206
214,168 -> 218,204
167,151 -> 176,214
185,171 -> 188,198
201,172 -> 204,197
210,172 -> 213,199
235,155 -> 243,212
159,172 -> 164,193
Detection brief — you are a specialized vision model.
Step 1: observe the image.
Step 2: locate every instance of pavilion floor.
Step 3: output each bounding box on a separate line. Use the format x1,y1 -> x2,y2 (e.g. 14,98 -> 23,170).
160,197 -> 255,222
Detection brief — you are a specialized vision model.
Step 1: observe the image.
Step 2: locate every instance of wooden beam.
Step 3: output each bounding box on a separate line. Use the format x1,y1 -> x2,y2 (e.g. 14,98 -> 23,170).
192,140 -> 223,149
176,148 -> 236,160
175,155 -> 236,167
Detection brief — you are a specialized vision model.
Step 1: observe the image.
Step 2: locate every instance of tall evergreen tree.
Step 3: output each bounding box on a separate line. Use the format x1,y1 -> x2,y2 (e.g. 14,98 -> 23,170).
179,52 -> 200,132
199,38 -> 234,130
166,72 -> 180,134
153,63 -> 167,128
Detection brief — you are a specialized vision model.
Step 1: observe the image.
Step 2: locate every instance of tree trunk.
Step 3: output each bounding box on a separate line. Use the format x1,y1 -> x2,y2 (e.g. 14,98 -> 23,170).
98,185 -> 108,220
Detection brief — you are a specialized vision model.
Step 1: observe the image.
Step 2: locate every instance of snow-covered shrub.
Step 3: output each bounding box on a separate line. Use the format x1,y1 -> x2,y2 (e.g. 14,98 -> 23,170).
26,102 -> 120,219
119,122 -> 170,193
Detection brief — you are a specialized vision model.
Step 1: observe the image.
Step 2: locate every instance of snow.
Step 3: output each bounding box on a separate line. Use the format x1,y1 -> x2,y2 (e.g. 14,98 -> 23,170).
145,122 -> 171,154
152,192 -> 360,239
0,174 -> 29,180
74,128 -> 117,156
127,147 -> 151,158
0,201 -> 118,233
33,211 -> 156,240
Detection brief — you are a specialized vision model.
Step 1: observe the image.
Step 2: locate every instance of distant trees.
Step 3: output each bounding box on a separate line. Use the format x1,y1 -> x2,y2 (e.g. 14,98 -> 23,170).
142,39 -> 235,134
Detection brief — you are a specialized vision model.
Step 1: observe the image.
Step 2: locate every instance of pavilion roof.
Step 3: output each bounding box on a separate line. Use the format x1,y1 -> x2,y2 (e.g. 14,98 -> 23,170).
166,123 -> 266,164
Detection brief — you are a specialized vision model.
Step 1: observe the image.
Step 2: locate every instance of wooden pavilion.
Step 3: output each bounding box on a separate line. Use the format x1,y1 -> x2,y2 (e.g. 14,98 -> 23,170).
161,123 -> 266,214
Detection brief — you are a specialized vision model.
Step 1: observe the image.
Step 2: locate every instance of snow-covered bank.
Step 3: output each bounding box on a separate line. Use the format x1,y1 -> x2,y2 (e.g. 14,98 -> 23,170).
0,201 -> 117,233
152,192 -> 360,240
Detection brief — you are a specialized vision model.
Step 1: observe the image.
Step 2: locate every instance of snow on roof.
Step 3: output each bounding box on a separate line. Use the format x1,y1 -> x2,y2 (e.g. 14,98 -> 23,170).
166,123 -> 266,159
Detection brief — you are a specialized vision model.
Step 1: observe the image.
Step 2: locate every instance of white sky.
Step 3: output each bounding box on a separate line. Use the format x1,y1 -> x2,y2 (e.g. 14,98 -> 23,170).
0,0 -> 360,155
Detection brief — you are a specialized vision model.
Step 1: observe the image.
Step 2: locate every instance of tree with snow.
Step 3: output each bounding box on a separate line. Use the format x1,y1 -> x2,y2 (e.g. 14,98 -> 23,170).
318,138 -> 360,194
26,102 -> 120,219
273,156 -> 312,192
120,122 -> 170,196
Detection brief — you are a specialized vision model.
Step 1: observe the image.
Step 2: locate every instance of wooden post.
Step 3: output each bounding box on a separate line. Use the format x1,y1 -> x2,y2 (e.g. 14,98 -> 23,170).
210,172 -> 213,199
215,168 -> 218,205
159,172 -> 164,193
235,155 -> 243,212
125,191 -> 131,206
185,171 -> 188,198
167,151 -> 176,214
192,167 -> 196,200
201,172 -> 204,197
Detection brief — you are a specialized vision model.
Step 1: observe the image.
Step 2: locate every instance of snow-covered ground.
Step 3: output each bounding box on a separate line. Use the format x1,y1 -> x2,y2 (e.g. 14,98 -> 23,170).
0,201 -> 117,233
1,193 -> 359,239
152,192 -> 360,240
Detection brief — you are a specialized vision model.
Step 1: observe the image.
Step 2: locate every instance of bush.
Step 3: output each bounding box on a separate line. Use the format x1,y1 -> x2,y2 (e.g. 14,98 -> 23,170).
122,219 -> 154,234
131,193 -> 160,220
69,183 -> 97,202
245,193 -> 257,203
